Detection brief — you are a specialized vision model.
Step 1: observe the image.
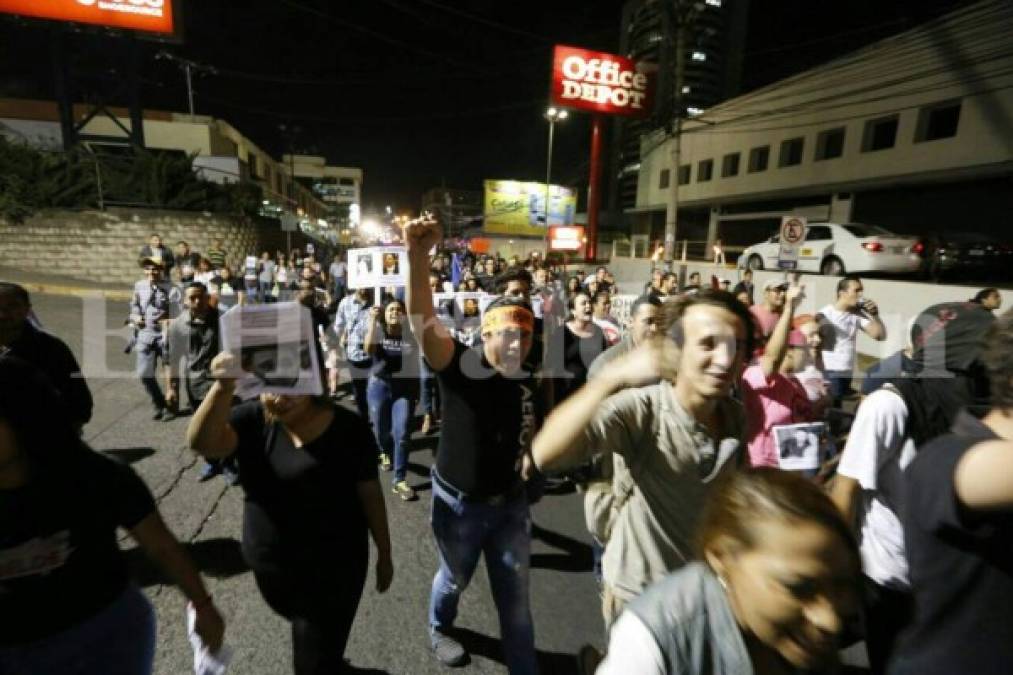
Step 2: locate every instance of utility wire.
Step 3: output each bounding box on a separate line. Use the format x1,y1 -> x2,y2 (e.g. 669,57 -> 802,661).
411,0 -> 556,44
276,0 -> 488,74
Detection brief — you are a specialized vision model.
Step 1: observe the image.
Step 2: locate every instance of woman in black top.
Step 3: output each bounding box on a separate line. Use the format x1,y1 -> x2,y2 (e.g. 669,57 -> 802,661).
187,352 -> 393,675
0,357 -> 224,673
365,298 -> 421,501
557,290 -> 608,403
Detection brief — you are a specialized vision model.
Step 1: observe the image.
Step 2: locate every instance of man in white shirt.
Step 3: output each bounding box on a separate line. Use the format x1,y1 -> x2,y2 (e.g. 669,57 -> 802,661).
816,275 -> 886,404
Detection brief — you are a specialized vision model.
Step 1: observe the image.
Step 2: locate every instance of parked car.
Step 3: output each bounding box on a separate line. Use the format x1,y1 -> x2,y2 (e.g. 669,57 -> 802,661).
737,222 -> 923,276
920,231 -> 1013,282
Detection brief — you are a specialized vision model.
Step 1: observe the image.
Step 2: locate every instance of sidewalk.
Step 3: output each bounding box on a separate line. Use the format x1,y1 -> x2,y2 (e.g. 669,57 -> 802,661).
0,265 -> 134,301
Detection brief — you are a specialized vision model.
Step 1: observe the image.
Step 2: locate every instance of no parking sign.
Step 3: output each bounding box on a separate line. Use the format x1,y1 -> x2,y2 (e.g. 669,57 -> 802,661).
778,216 -> 807,270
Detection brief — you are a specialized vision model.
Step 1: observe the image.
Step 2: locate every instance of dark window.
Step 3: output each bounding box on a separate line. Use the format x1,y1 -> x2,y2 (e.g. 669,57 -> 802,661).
678,164 -> 691,185
748,146 -> 769,172
659,168 -> 670,189
805,225 -> 832,241
697,159 -> 713,182
721,152 -> 740,177
339,177 -> 355,186
779,137 -> 804,167
248,154 -> 259,178
815,128 -> 846,161
862,115 -> 899,152
915,100 -> 961,142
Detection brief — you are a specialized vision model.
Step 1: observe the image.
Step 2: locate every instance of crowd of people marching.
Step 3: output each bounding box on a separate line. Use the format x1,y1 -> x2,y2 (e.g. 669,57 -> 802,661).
0,219 -> 1010,675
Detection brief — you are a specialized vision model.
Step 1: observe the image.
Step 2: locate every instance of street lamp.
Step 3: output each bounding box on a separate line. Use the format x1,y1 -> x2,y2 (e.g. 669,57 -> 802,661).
544,107 -> 569,244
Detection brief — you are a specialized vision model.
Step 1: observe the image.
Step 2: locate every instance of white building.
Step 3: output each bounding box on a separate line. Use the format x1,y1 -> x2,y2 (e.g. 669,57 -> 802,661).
629,0 -> 1013,257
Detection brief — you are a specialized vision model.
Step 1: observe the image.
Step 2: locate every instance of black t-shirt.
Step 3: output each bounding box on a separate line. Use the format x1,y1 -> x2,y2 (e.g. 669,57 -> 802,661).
370,328 -> 420,391
891,411 -> 1013,675
435,341 -> 543,498
0,450 -> 156,645
556,322 -> 608,403
7,323 -> 93,427
228,401 -> 379,572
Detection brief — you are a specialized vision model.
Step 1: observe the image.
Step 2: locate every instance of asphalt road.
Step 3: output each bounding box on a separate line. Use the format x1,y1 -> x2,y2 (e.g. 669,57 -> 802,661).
34,293 -> 603,675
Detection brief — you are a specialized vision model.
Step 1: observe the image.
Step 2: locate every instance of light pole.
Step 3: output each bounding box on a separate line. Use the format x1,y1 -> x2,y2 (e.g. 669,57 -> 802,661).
543,107 -> 568,249
155,51 -> 217,119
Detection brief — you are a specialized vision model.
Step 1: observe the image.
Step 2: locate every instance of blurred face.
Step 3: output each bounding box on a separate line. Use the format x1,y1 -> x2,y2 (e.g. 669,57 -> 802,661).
297,281 -> 315,307
533,269 -> 548,287
384,254 -> 396,269
463,299 -> 479,317
483,327 -> 532,375
568,277 -> 580,292
983,292 -> 1002,311
736,290 -> 751,306
143,265 -> 162,282
150,235 -> 161,248
503,280 -> 530,301
429,275 -> 441,292
838,280 -> 863,309
709,520 -> 859,671
765,286 -> 787,311
743,270 -> 752,282
630,303 -> 660,345
674,304 -> 746,398
260,393 -> 314,426
184,287 -> 209,317
0,291 -> 30,342
597,268 -> 607,282
178,243 -> 189,255
198,259 -> 210,272
661,275 -> 677,294
484,260 -> 495,274
690,273 -> 700,285
465,279 -> 478,291
301,267 -> 315,281
593,295 -> 611,318
384,302 -> 404,328
572,294 -> 592,321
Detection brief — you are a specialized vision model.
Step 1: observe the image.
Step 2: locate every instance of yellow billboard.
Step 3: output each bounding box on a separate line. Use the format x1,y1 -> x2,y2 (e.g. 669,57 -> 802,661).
483,179 -> 577,237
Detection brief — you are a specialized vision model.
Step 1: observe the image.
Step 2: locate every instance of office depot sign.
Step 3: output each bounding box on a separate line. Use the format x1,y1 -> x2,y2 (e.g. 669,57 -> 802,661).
551,45 -> 655,118
0,0 -> 176,36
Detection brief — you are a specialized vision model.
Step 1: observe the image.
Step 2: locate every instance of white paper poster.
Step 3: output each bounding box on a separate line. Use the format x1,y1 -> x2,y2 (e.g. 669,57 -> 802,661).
347,246 -> 408,289
219,302 -> 323,399
773,421 -> 826,471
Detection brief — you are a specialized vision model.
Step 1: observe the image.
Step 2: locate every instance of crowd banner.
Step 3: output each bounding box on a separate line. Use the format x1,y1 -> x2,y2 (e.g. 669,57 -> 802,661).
347,246 -> 408,289
610,294 -> 639,337
219,302 -> 323,399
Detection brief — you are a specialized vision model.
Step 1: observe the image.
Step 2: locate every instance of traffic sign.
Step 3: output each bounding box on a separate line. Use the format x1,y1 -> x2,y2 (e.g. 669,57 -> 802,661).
777,216 -> 807,270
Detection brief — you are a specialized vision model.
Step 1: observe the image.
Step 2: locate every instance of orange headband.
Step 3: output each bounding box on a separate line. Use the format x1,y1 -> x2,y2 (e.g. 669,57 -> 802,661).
481,305 -> 534,335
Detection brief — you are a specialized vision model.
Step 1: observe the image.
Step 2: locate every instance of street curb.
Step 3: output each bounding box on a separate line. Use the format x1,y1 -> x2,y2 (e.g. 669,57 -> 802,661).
4,280 -> 132,302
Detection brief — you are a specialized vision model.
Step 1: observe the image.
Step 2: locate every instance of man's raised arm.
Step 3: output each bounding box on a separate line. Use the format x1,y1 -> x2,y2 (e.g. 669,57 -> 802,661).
403,217 -> 454,372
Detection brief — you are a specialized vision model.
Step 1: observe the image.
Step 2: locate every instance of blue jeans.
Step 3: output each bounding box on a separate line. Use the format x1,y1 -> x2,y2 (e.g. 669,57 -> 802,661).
0,585 -> 156,675
825,369 -> 853,404
429,475 -> 537,675
367,376 -> 416,483
135,335 -> 165,411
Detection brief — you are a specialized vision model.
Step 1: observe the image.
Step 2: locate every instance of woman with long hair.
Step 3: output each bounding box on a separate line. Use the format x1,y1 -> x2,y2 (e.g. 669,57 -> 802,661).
365,298 -> 421,501
187,352 -> 393,674
0,357 -> 224,673
556,289 -> 607,403
598,468 -> 862,675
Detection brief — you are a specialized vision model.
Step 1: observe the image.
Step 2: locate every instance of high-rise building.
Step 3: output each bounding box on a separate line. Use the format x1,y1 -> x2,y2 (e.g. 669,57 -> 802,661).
608,0 -> 749,217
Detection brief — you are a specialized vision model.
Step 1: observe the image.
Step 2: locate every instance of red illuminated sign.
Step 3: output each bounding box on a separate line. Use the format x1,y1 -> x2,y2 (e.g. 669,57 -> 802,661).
551,45 -> 655,118
549,226 -> 586,252
0,0 -> 176,36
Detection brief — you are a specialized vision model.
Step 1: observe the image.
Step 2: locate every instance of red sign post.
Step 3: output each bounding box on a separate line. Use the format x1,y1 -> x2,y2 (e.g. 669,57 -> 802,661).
550,45 -> 655,261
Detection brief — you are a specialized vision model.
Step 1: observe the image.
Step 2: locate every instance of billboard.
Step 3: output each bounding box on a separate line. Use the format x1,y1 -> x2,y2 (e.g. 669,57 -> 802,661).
548,226 -> 585,252
483,179 -> 577,237
551,45 -> 656,118
0,0 -> 177,36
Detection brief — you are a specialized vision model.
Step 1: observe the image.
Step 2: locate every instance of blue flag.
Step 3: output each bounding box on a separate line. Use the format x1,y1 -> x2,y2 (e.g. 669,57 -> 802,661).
451,252 -> 463,288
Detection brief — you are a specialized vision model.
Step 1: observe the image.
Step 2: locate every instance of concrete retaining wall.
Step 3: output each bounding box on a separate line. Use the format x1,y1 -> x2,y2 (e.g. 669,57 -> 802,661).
609,256 -> 1012,358
0,208 -> 311,286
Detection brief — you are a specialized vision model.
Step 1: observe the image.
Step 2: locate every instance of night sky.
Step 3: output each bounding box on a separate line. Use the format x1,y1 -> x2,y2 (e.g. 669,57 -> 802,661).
0,0 -> 975,212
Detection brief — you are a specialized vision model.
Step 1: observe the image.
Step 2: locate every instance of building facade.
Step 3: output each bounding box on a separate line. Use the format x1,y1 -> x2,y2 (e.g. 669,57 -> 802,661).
608,0 -> 749,217
285,154 -> 362,235
0,98 -> 330,220
631,0 -> 1013,257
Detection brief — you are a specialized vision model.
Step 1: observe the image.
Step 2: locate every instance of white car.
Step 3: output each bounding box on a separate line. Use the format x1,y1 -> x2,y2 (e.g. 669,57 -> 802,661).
737,222 -> 923,276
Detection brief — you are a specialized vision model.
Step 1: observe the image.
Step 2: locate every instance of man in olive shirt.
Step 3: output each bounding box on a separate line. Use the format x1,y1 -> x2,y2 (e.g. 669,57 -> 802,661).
534,290 -> 751,629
